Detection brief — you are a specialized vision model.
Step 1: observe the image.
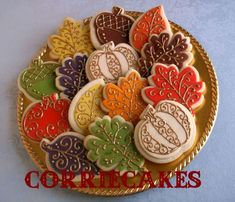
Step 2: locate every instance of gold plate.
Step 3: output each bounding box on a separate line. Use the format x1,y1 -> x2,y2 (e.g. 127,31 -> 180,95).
17,11 -> 219,196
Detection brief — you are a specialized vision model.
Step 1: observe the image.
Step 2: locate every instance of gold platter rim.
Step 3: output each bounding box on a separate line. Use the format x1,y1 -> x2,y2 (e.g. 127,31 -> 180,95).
16,11 -> 219,196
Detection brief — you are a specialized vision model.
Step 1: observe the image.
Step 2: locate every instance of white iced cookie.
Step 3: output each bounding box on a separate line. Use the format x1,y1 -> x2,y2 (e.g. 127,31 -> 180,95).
85,41 -> 138,83
134,100 -> 196,164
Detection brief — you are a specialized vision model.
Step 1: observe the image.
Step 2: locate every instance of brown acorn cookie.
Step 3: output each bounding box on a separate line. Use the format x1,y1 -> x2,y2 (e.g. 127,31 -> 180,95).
90,6 -> 134,49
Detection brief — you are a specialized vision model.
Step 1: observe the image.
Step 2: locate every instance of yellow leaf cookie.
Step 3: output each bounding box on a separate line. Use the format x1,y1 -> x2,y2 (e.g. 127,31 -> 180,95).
48,17 -> 95,61
68,79 -> 106,134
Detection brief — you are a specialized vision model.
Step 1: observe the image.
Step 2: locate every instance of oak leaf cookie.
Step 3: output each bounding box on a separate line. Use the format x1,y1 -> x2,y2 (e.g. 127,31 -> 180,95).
40,132 -> 99,181
139,31 -> 193,77
142,63 -> 205,113
68,79 -> 106,134
18,59 -> 59,101
129,5 -> 171,52
22,93 -> 71,142
101,69 -> 148,125
134,100 -> 196,164
48,17 -> 94,61
84,115 -> 145,175
90,6 -> 134,49
55,53 -> 89,100
85,41 -> 138,83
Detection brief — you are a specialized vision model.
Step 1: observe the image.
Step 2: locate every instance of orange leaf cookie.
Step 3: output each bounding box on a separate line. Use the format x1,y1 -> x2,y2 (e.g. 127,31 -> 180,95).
129,5 -> 171,52
101,69 -> 148,125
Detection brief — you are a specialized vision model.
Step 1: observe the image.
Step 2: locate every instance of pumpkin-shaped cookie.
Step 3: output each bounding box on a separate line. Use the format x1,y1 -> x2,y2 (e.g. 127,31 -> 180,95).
134,100 -> 196,164
85,41 -> 138,83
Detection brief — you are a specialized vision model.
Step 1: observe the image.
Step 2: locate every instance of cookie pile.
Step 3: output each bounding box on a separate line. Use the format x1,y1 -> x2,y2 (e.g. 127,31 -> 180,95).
18,5 -> 205,180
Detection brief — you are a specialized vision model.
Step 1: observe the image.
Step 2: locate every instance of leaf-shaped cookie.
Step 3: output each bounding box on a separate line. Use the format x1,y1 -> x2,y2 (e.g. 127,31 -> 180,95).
55,53 -> 89,100
68,79 -> 106,134
139,31 -> 193,77
84,116 -> 145,175
40,132 -> 99,181
18,59 -> 59,101
101,69 -> 148,125
142,63 -> 205,113
48,17 -> 95,61
22,93 -> 71,142
129,5 -> 171,52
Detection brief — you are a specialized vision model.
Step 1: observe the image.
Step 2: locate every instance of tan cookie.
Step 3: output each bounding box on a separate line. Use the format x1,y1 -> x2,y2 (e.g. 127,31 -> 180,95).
85,41 -> 138,83
134,100 -> 196,164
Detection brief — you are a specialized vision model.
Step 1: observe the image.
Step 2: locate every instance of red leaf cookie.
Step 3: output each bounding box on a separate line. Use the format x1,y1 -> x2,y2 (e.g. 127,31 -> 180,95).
142,63 -> 205,113
22,93 -> 71,142
129,5 -> 171,52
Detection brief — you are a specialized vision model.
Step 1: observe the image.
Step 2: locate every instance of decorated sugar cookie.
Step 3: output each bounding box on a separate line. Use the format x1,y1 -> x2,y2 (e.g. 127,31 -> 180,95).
18,59 -> 59,101
40,132 -> 99,181
22,94 -> 71,142
48,17 -> 94,61
55,53 -> 89,100
101,69 -> 148,125
142,63 -> 205,113
90,6 -> 134,49
85,41 -> 138,83
129,5 -> 171,52
139,31 -> 193,77
68,79 -> 106,134
134,100 -> 196,164
84,116 -> 145,175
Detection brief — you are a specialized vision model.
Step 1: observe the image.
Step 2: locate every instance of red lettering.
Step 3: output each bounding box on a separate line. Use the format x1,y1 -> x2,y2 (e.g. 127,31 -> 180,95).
121,171 -> 136,188
40,170 -> 59,188
138,171 -> 156,188
108,170 -> 120,188
80,171 -> 96,188
24,171 -> 39,189
188,171 -> 201,188
158,172 -> 173,188
98,170 -> 106,188
175,171 -> 188,188
60,171 -> 76,188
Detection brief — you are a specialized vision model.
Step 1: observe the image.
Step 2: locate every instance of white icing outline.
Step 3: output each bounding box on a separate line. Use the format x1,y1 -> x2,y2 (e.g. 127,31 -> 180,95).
134,100 -> 196,164
141,63 -> 205,110
90,6 -> 135,49
17,60 -> 60,102
85,41 -> 139,83
140,30 -> 193,68
55,52 -> 89,99
40,132 -> 100,182
47,17 -> 86,60
100,69 -> 147,114
84,115 -> 144,176
129,5 -> 172,52
68,79 -> 105,134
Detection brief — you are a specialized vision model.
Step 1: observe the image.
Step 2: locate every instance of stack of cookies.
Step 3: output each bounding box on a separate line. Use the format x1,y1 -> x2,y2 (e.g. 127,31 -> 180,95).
18,5 -> 205,180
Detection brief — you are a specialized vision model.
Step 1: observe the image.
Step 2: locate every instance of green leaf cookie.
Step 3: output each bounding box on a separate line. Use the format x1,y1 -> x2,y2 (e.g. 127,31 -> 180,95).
18,59 -> 60,101
84,115 -> 145,175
